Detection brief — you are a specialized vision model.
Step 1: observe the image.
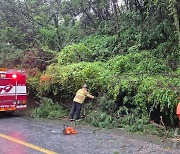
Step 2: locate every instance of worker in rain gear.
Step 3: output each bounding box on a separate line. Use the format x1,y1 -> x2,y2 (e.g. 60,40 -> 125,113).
176,96 -> 180,128
70,84 -> 94,121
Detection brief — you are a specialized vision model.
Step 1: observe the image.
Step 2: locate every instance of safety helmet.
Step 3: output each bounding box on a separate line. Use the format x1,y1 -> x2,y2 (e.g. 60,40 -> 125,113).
83,84 -> 88,88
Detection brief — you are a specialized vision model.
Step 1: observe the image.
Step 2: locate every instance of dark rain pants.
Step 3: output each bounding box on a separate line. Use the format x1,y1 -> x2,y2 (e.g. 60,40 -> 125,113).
70,101 -> 82,120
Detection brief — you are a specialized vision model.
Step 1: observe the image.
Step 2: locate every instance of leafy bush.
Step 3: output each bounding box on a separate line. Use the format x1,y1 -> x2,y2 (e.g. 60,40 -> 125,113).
86,97 -> 156,132
40,61 -> 111,99
86,111 -> 114,128
81,34 -> 120,61
40,27 -> 59,50
32,97 -> 69,119
27,76 -> 40,96
32,50 -> 179,127
107,51 -> 170,74
98,96 -> 117,114
140,20 -> 176,50
26,68 -> 42,97
57,43 -> 93,65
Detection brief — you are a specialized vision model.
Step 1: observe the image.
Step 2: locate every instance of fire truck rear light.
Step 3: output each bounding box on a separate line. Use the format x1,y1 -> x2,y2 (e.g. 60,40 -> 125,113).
12,74 -> 17,78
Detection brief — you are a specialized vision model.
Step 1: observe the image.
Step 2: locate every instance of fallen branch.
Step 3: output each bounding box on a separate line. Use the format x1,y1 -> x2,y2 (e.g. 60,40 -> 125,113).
35,101 -> 41,105
160,116 -> 165,127
137,146 -> 143,152
149,120 -> 165,129
161,129 -> 170,142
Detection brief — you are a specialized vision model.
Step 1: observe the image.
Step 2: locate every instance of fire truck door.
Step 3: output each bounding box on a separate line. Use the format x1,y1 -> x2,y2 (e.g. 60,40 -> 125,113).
0,79 -> 17,101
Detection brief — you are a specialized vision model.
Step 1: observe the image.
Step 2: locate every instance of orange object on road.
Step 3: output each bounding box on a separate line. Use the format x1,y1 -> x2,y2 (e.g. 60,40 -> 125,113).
63,126 -> 78,135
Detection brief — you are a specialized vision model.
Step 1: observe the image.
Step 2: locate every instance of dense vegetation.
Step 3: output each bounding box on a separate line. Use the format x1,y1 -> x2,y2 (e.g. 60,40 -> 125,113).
0,0 -> 179,132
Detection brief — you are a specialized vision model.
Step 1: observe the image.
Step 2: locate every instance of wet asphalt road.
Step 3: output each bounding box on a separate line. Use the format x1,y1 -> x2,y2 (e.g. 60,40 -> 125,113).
0,112 -> 180,154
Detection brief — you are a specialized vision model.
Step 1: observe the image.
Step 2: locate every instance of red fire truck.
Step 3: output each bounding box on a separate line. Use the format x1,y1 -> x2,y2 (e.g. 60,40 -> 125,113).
0,68 -> 27,113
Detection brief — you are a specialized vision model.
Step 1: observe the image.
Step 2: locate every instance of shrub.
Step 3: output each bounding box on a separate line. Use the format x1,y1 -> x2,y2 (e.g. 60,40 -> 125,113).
57,43 -> 92,65
81,34 -> 120,61
32,97 -> 69,119
107,51 -> 170,75
40,61 -> 111,100
86,111 -> 114,128
34,50 -> 179,126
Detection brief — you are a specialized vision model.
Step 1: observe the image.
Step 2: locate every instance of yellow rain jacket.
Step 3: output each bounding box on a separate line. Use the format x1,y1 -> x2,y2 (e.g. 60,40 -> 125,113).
73,88 -> 94,104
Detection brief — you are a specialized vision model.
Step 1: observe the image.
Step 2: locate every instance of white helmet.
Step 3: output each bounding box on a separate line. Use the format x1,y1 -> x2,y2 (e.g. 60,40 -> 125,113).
83,84 -> 88,88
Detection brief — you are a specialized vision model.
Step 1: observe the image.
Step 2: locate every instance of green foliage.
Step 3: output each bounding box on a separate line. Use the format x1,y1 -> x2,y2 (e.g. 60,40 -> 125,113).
119,25 -> 140,51
57,23 -> 82,46
57,43 -> 93,65
32,97 -> 69,119
107,51 -> 170,74
42,50 -> 173,101
0,46 -> 23,68
86,111 -> 114,128
40,50 -> 179,126
116,108 -> 149,132
139,19 -> 178,61
40,22 -> 82,50
39,61 -> 111,100
27,75 -> 40,96
86,97 -> 165,133
134,75 -> 179,123
40,27 -> 58,50
81,34 -> 119,61
0,26 -> 26,49
176,66 -> 180,75
0,28 -> 24,67
97,20 -> 117,34
98,96 -> 117,114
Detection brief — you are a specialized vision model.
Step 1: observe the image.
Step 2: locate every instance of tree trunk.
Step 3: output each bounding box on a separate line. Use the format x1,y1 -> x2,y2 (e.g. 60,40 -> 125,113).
170,0 -> 180,48
80,6 -> 96,27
